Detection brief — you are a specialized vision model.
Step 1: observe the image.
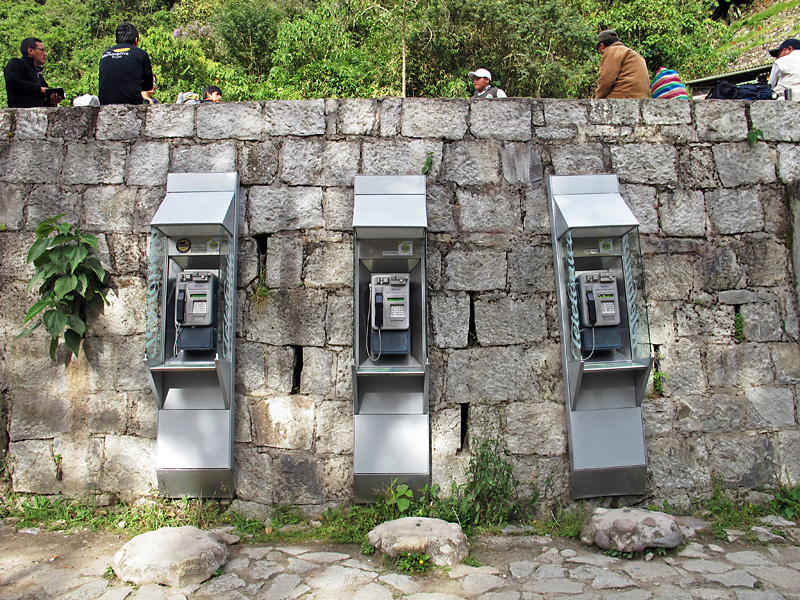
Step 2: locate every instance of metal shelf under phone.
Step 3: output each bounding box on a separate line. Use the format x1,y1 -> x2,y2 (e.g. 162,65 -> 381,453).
145,353 -> 232,410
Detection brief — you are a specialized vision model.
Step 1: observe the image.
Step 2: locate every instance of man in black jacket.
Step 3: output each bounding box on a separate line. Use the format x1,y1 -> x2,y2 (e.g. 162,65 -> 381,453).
98,22 -> 153,105
4,38 -> 61,108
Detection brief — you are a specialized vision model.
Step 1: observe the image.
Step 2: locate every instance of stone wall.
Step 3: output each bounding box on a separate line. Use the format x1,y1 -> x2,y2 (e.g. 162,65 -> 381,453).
0,99 -> 799,514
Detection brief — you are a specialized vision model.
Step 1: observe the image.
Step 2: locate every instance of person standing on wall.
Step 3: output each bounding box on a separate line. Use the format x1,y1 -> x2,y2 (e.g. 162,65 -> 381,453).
98,22 -> 154,105
767,39 -> 800,100
595,29 -> 650,99
4,38 -> 63,107
468,68 -> 506,99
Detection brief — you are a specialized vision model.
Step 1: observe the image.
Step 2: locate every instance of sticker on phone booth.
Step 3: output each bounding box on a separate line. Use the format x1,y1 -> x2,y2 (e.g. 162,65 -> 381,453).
598,239 -> 614,254
398,241 -> 413,255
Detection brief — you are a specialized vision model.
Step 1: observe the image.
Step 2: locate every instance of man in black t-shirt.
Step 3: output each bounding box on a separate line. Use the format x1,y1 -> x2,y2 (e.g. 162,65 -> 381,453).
98,22 -> 153,105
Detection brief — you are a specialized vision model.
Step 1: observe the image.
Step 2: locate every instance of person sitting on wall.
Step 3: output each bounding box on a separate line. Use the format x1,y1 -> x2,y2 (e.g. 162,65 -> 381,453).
141,74 -> 159,105
201,85 -> 222,102
98,22 -> 154,105
3,38 -> 62,108
468,68 -> 506,99
595,29 -> 650,99
768,38 -> 800,100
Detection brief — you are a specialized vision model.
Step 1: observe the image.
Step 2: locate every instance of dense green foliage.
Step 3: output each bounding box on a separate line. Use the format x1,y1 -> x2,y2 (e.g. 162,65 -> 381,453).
0,0 -> 748,105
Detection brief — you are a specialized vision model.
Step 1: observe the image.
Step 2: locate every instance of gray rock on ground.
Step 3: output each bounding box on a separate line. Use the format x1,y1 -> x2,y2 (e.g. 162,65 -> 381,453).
368,517 -> 469,567
580,507 -> 684,552
111,525 -> 230,586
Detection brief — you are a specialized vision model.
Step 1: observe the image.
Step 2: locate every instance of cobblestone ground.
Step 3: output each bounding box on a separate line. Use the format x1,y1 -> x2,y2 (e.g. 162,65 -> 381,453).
2,522 -> 800,600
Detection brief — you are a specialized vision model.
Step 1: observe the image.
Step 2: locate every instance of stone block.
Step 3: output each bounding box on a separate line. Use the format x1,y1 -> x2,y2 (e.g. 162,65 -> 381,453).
62,142 -> 127,184
427,185 -> 456,233
647,436 -> 708,491
96,105 -> 142,140
500,142 -> 543,184
750,101 -> 800,141
644,254 -> 694,301
739,234 -> 790,287
705,343 -> 774,388
337,98 -> 377,135
102,435 -> 157,500
646,300 -> 677,345
456,187 -> 521,233
706,434 -> 775,489
126,141 -> 169,186
304,241 -> 352,288
74,392 -> 127,435
0,110 -> 9,137
446,346 -> 543,403
9,439 -> 59,494
249,186 -> 323,233
542,100 -> 589,127
746,387 -> 795,430
266,233 -> 304,288
772,343 -> 800,384
0,184 -> 25,230
474,294 -> 546,345
444,247 -> 506,291
550,143 -> 605,176
326,292 -> 352,346
428,244 -> 443,291
300,346 -> 335,398
776,431 -> 800,486
660,189 -> 706,236
247,288 -> 326,346
114,335 -> 150,392
712,143 -> 776,187
504,402 -> 567,456
14,108 -> 49,139
675,394 -> 745,433
361,138 -> 442,176
238,141 -> 278,185
378,97 -> 401,136
9,390 -> 71,441
315,400 -> 351,455
741,301 -> 783,342
238,237 -> 259,288
642,100 -> 692,125
611,144 -> 677,185
676,303 -> 734,341
280,139 -> 359,187
83,186 -> 137,232
430,293 -> 470,349
334,347 -> 352,398
401,98 -> 468,139
274,453 -> 323,505
0,141 -> 64,183
170,142 -> 236,172
263,100 -> 325,136
471,100 -> 532,140
659,340 -> 706,396
265,345 -> 297,394
323,187 -> 354,231
694,101 -> 748,141
678,146 -> 718,189
522,185 -> 550,234
53,436 -> 104,498
197,101 -> 262,139
235,447 -> 275,505
237,342 -> 266,394
507,243 -> 555,293
134,186 -> 166,235
620,184 -> 658,234
444,141 -> 501,185
718,289 -> 758,304
706,188 -> 764,234
777,143 -> 800,183
588,99 -> 641,125
92,277 -> 146,336
698,242 -> 743,291
144,104 -> 195,138
250,395 -> 315,449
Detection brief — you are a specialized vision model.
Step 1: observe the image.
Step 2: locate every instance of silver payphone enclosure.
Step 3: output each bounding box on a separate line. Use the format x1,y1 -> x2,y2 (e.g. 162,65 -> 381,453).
548,174 -> 653,499
352,175 -> 430,502
146,172 -> 239,497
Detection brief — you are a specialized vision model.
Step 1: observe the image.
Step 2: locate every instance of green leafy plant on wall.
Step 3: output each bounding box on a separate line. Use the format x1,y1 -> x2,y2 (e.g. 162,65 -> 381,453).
17,215 -> 110,359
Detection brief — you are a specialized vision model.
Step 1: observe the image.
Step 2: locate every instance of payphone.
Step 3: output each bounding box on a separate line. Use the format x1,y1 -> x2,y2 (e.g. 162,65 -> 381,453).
548,174 -> 653,499
145,172 -> 239,498
352,176 -> 429,503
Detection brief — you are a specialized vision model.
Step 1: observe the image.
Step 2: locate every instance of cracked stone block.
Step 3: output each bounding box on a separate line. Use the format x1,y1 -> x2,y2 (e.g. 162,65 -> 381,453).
197,101 -> 262,139
96,105 -> 142,140
144,104 -> 195,138
550,143 -> 605,176
430,293 -> 470,349
336,98 -> 377,135
445,141 -> 501,185
250,396 -> 314,450
0,141 -> 63,183
660,189 -> 706,236
249,186 -> 323,233
401,98 -> 468,139
501,142 -> 544,183
611,143 -> 677,185
474,294 -> 547,345
712,143 -> 776,187
361,138 -> 442,176
264,100 -> 325,136
456,187 -> 521,233
444,248 -> 506,291
471,100 -> 532,140
694,101 -> 748,141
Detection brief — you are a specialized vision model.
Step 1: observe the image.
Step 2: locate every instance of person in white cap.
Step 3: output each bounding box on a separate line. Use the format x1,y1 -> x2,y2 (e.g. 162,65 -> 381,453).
468,68 -> 506,99
767,38 -> 800,100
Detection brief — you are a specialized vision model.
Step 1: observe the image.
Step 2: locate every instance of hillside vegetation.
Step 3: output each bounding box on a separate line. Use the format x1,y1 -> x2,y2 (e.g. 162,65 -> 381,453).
0,0 -> 795,105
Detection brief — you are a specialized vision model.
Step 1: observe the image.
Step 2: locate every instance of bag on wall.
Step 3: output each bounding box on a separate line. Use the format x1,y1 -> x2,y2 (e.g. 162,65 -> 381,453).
706,80 -> 773,100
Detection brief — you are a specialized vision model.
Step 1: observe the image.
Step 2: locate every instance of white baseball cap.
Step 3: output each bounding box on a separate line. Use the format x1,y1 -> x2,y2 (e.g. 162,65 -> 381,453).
468,68 -> 492,80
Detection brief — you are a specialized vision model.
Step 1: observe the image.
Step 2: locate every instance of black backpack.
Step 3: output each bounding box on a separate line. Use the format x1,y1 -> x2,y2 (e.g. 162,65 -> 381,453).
706,80 -> 773,100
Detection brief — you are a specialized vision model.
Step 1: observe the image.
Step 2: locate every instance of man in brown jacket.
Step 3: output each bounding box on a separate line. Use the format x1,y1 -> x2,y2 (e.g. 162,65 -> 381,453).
595,30 -> 650,99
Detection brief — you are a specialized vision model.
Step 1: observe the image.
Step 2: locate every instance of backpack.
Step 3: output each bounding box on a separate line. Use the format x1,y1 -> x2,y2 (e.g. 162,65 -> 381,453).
706,80 -> 773,100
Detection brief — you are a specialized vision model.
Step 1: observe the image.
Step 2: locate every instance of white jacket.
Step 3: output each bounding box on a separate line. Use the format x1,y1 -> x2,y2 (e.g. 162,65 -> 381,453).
769,50 -> 800,97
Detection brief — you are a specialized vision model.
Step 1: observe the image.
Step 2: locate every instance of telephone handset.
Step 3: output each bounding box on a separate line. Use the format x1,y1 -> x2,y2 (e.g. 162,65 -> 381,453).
370,273 -> 410,331
579,272 -> 620,327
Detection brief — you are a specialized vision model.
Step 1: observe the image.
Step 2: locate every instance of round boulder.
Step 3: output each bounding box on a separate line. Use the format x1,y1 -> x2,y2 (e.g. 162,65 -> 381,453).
581,507 -> 683,553
111,526 -> 229,587
368,517 -> 469,567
